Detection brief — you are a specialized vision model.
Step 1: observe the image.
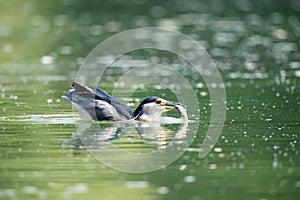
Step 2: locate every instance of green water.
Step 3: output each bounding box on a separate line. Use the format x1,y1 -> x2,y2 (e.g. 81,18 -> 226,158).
1,0 -> 300,199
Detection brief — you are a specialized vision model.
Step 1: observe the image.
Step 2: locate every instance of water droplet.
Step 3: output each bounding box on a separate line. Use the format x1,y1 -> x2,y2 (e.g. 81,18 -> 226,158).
23,186 -> 38,194
157,186 -> 169,195
239,163 -> 245,169
184,176 -> 196,183
214,147 -> 222,153
10,95 -> 18,100
41,55 -> 54,65
179,165 -> 187,171
125,181 -> 149,188
218,153 -> 226,158
209,164 -> 217,170
290,62 -> 300,69
273,29 -> 287,39
66,183 -> 89,194
294,70 -> 300,77
200,91 -> 207,96
272,160 -> 279,169
46,99 -> 53,104
158,19 -> 178,30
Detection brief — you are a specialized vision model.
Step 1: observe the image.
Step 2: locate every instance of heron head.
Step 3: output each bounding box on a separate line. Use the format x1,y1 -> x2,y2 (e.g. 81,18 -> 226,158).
134,96 -> 183,121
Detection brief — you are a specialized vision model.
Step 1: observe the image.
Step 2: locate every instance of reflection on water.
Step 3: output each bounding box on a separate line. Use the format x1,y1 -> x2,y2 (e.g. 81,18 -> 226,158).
65,118 -> 187,153
60,115 -> 190,173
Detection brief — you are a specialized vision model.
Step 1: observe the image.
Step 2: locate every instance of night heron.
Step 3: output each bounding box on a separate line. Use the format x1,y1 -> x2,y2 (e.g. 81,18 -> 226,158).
62,82 -> 183,121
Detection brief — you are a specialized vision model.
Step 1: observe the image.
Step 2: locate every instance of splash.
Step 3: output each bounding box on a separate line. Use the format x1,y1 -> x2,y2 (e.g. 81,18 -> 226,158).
176,104 -> 188,126
10,114 -> 78,124
173,104 -> 189,139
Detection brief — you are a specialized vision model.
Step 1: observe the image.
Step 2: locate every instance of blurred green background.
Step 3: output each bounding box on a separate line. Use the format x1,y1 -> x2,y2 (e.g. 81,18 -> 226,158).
1,0 -> 300,200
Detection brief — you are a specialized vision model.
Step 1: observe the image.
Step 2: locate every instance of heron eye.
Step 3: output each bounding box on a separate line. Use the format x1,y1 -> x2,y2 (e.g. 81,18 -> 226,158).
155,99 -> 161,104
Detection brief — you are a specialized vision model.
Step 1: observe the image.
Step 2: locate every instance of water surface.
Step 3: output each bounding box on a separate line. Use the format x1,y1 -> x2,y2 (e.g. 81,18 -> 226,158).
1,0 -> 300,199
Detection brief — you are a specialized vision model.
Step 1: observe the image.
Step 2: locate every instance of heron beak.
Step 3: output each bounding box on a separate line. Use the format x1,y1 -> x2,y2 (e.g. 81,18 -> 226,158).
160,100 -> 182,110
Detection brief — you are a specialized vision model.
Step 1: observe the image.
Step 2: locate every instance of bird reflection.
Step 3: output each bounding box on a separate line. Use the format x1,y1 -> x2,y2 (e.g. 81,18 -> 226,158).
63,117 -> 188,153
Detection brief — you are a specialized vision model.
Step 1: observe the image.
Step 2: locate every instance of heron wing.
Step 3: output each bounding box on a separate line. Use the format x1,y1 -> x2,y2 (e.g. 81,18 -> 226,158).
68,82 -> 134,120
62,95 -> 121,120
